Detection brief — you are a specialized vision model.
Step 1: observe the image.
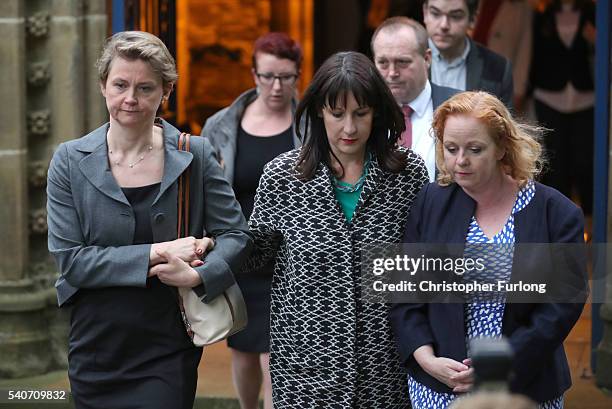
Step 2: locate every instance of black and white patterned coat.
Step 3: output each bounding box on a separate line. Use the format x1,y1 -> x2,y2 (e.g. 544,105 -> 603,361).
249,148 -> 429,408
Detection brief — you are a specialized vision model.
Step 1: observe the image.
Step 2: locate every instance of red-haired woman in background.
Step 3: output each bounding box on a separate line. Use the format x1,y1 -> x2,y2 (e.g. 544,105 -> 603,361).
201,32 -> 302,409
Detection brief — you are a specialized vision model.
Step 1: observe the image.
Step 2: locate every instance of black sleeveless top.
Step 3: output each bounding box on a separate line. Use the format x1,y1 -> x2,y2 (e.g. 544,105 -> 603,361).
234,125 -> 294,219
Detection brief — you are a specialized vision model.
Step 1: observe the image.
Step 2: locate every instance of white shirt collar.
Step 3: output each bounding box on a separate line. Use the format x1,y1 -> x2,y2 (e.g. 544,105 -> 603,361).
407,81 -> 432,118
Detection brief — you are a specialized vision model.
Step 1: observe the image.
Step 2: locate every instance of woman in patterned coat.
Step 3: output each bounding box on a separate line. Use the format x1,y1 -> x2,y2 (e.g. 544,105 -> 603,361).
247,51 -> 429,407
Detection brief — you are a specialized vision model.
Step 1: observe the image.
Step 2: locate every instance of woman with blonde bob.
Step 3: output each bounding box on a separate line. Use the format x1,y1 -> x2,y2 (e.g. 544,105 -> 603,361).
47,31 -> 251,408
390,91 -> 587,409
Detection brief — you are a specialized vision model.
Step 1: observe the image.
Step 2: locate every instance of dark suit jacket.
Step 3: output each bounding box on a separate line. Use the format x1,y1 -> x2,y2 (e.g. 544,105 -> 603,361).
389,182 -> 587,402
431,83 -> 459,108
465,38 -> 514,109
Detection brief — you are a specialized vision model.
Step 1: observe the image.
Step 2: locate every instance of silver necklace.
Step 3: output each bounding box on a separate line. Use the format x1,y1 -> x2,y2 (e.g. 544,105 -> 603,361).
108,144 -> 153,168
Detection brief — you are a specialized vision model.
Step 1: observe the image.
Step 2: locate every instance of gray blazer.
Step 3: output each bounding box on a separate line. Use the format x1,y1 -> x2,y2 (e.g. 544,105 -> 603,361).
47,119 -> 253,306
200,88 -> 301,184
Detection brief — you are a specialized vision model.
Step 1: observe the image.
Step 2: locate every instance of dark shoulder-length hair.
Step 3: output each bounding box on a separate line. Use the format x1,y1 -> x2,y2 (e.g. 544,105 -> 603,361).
295,51 -> 406,180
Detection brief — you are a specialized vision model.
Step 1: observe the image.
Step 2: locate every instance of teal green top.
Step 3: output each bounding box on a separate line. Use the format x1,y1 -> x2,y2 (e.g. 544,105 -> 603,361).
332,153 -> 371,222
334,184 -> 363,222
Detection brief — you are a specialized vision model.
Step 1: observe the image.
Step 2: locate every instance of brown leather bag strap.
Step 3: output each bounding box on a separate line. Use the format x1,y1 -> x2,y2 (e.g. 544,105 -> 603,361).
184,135 -> 191,236
177,132 -> 191,238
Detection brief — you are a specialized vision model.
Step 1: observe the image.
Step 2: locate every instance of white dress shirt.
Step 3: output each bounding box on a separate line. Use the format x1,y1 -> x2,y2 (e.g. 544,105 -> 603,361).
406,81 -> 435,182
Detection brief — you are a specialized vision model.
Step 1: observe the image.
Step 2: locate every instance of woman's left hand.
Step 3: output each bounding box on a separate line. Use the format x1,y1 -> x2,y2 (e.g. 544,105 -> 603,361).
451,358 -> 474,393
148,249 -> 204,287
194,237 -> 215,259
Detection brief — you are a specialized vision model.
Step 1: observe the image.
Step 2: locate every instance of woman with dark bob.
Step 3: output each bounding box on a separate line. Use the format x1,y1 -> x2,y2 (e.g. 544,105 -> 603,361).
201,32 -> 302,409
247,51 -> 429,407
390,91 -> 587,409
47,31 -> 252,408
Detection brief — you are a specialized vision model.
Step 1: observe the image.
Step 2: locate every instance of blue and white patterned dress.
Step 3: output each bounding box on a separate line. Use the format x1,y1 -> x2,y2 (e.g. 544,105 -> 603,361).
407,181 -> 563,409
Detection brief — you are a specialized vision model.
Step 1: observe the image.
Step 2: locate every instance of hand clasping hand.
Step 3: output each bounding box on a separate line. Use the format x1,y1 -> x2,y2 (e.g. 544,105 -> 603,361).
148,249 -> 202,287
147,237 -> 215,286
149,236 -> 215,267
450,358 -> 474,393
413,345 -> 474,392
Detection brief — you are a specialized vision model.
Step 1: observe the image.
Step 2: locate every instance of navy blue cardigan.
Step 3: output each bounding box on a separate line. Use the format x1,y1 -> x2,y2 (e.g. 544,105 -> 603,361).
389,182 -> 587,403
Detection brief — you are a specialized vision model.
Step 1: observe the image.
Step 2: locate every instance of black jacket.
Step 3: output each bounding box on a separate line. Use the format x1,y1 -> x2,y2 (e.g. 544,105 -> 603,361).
530,2 -> 595,92
389,182 -> 587,403
465,39 -> 514,109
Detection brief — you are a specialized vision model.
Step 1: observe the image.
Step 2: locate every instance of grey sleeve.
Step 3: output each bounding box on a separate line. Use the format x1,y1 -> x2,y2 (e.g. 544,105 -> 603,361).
200,114 -> 222,163
193,138 -> 253,302
46,144 -> 150,289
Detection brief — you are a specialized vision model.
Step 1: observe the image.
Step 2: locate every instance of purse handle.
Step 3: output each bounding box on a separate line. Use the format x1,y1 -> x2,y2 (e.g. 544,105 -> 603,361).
176,132 -> 196,342
177,132 -> 191,238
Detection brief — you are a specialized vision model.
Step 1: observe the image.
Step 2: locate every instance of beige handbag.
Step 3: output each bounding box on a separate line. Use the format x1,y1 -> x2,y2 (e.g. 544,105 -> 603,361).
177,132 -> 248,346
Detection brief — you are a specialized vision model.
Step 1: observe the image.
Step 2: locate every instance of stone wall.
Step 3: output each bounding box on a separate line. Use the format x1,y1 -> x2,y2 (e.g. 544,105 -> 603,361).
0,0 -> 106,378
176,0 -> 272,130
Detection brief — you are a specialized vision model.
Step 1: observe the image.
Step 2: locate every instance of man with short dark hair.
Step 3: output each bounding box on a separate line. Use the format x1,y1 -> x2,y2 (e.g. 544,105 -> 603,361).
423,0 -> 513,108
372,17 -> 458,181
